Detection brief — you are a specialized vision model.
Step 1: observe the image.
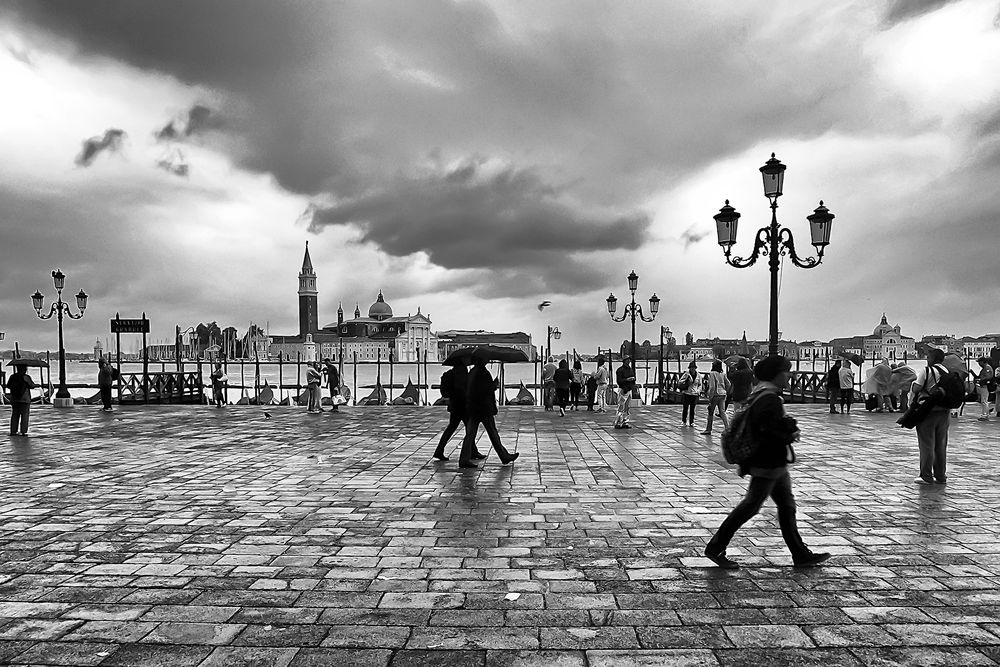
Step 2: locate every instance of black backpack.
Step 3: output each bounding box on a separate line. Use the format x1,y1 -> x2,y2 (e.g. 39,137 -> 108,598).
931,365 -> 965,409
440,369 -> 454,399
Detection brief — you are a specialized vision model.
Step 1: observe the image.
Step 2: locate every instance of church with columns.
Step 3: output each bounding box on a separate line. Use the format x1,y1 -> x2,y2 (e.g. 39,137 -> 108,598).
268,243 -> 439,363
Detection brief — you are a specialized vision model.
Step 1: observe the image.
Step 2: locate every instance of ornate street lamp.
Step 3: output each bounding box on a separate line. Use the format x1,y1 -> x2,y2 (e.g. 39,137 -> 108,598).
32,269 -> 88,407
607,269 -> 659,363
714,153 -> 835,357
546,325 -> 561,360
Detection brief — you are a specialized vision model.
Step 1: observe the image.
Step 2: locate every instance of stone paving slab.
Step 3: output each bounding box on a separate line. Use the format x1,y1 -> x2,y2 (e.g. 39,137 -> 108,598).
2,403 -> 1000,665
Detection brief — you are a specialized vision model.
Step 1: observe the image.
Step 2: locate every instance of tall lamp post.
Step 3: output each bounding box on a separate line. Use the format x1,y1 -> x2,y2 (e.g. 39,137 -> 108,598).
32,269 -> 88,408
606,270 -> 660,363
546,326 -> 561,361
713,153 -> 835,357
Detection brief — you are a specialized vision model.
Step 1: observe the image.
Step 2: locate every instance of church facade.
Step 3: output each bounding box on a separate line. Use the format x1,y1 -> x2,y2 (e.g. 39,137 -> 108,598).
268,243 -> 439,363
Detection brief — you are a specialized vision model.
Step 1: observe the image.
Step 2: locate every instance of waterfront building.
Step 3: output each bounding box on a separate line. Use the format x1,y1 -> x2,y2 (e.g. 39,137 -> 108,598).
796,340 -> 834,360
268,243 -> 439,362
830,314 -> 916,361
920,334 -> 962,355
959,334 -> 1000,360
93,338 -> 103,361
437,330 -> 534,361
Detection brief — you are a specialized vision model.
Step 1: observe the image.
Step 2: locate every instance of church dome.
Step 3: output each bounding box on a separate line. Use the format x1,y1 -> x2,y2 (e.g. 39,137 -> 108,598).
368,291 -> 393,320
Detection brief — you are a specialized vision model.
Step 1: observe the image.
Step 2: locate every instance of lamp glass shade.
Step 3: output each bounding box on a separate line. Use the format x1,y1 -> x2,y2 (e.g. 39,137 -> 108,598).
759,153 -> 786,198
51,269 -> 66,291
31,290 -> 44,311
627,270 -> 638,292
606,293 -> 617,315
553,329 -> 562,340
714,200 -> 740,247
807,201 -> 834,248
76,289 -> 89,311
649,293 -> 660,316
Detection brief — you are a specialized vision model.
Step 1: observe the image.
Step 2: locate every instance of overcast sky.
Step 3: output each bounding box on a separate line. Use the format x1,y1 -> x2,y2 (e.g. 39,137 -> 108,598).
2,0 -> 998,354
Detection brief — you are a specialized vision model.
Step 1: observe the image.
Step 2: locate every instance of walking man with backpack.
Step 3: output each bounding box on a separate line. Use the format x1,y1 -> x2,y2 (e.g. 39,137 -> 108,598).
909,348 -> 956,485
704,355 -> 831,569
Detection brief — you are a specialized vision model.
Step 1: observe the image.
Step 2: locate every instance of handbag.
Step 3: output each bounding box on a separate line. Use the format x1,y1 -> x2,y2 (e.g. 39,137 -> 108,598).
897,395 -> 935,429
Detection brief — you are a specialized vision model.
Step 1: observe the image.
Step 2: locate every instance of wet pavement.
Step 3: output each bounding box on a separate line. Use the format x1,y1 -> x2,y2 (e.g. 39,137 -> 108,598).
2,402 -> 1000,666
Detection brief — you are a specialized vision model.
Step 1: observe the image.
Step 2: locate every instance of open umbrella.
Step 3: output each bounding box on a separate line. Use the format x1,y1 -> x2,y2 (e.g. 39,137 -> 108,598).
941,352 -> 969,377
6,358 -> 48,368
840,352 -> 863,366
724,354 -> 748,367
443,347 -> 478,367
472,345 -> 529,364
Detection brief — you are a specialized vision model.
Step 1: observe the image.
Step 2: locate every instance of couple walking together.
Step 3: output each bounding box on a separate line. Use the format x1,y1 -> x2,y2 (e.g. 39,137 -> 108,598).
434,357 -> 519,469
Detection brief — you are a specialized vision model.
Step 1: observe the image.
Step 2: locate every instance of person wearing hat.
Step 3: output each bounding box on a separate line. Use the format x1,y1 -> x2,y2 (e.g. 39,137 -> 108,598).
704,355 -> 831,569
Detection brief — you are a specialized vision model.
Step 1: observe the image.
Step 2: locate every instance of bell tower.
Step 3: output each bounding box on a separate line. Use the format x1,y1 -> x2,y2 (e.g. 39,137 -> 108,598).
298,241 -> 318,337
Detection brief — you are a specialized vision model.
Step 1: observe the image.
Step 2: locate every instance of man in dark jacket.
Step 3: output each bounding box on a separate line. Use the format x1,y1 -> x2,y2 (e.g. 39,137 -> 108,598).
705,355 -> 831,569
458,357 -> 519,469
826,360 -> 841,414
727,358 -> 755,410
614,356 -> 636,429
433,363 -> 485,462
97,358 -> 118,412
6,366 -> 36,436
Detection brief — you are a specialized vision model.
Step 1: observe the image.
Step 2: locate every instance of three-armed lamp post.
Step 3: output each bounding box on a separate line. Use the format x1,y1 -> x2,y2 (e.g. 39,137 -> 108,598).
713,153 -> 835,357
32,269 -> 88,408
546,326 -> 561,361
607,270 -> 660,363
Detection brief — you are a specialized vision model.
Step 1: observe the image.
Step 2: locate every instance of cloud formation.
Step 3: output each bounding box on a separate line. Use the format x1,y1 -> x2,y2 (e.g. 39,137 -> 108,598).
74,128 -> 125,166
306,159 -> 649,292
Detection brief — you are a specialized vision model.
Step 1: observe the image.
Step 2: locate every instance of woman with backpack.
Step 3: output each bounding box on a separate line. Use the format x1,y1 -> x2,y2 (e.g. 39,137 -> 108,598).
705,355 -> 831,569
679,361 -> 700,427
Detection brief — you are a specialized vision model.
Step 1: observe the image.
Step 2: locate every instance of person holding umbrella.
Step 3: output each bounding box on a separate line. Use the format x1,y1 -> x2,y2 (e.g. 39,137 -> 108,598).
459,354 -> 519,468
433,358 -> 485,462
6,363 -> 37,436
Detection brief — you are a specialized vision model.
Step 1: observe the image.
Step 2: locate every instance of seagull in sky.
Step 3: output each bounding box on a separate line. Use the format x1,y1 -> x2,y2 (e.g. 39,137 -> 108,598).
537,301 -> 552,311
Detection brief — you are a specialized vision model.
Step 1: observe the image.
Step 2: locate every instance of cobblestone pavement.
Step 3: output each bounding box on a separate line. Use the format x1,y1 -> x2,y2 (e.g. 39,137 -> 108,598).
2,403 -> 1000,666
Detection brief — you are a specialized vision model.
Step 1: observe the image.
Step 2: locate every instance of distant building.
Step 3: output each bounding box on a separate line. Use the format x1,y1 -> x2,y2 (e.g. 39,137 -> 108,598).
959,335 -> 1000,360
830,314 -> 916,362
93,338 -> 103,361
919,334 -> 961,356
268,244 -> 439,362
437,330 -> 535,361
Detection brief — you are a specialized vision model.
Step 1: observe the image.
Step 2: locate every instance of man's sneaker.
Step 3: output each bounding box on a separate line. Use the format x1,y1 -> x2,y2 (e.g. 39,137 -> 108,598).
793,551 -> 832,568
704,548 -> 739,569
914,477 -> 934,485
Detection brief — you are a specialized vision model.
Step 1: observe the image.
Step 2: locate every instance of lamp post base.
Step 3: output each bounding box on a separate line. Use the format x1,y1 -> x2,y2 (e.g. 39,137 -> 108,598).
52,397 -> 74,408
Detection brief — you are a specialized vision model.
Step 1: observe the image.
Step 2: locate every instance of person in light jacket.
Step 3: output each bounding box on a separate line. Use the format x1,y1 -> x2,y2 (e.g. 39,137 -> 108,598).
701,360 -> 731,435
909,348 -> 950,485
592,356 -> 610,413
837,360 -> 855,414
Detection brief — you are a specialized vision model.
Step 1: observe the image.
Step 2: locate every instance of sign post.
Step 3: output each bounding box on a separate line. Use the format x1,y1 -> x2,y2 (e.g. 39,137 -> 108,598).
111,314 -> 151,404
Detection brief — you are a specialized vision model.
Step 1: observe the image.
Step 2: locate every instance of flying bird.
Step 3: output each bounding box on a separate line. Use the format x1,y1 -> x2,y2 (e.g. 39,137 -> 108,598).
263,412 -> 272,420
537,301 -> 552,311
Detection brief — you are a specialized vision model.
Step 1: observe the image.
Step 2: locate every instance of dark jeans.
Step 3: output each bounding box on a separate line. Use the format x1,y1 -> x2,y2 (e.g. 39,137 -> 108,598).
436,412 -> 467,456
827,387 -> 839,412
460,413 -> 512,464
100,386 -> 113,410
556,387 -> 569,409
9,403 -> 29,434
916,408 -> 949,482
708,471 -> 808,558
585,383 -> 596,410
570,382 -> 582,406
839,388 -> 853,411
681,394 -> 698,423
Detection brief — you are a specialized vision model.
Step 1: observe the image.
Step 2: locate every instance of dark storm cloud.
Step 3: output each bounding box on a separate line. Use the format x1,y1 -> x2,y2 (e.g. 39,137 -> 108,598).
155,105 -> 223,142
5,1 -> 901,201
307,160 -> 648,292
680,227 -> 709,250
74,128 -> 125,166
881,0 -> 959,27
155,150 -> 189,177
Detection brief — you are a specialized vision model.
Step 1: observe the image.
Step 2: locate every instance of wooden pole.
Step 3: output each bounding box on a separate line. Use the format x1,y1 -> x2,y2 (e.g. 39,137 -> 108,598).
296,352 -> 301,405
389,351 -> 394,402
353,351 -> 358,405
278,354 -> 283,403
142,313 -> 149,405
